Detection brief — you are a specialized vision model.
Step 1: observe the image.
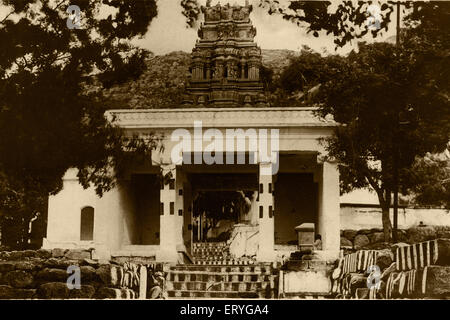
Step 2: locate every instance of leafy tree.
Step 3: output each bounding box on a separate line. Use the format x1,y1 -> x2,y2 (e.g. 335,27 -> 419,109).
313,36 -> 449,241
0,0 -> 160,248
258,0 -> 408,48
408,152 -> 450,209
267,1 -> 449,241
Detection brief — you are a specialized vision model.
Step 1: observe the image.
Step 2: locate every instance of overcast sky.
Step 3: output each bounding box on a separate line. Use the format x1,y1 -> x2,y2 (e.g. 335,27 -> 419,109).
134,0 -> 398,56
0,0 -> 398,56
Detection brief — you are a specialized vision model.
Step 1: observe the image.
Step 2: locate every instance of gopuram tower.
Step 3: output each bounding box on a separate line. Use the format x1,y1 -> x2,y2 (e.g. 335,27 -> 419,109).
183,1 -> 268,108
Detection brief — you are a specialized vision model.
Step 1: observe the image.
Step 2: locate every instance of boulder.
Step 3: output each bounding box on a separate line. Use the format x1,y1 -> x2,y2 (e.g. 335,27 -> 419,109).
355,288 -> 369,299
353,235 -> 370,250
68,285 -> 96,299
80,266 -> 97,282
369,232 -> 385,244
0,251 -> 11,260
14,261 -> 38,271
36,249 -> 52,259
96,287 -> 121,299
43,258 -> 80,269
0,285 -> 36,299
407,226 -> 437,243
343,230 -> 358,241
37,268 -> 69,282
340,237 -> 353,247
435,226 -> 450,239
51,248 -> 66,258
37,282 -> 70,299
3,271 -> 34,288
82,258 -> 99,267
0,285 -> 15,299
357,229 -> 372,236
95,265 -> 112,285
64,249 -> 91,260
423,266 -> 450,297
7,250 -> 38,260
397,229 -> 409,243
0,262 -> 15,273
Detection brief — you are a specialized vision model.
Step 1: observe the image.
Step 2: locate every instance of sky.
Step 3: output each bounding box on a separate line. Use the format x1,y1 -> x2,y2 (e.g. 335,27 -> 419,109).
0,0 -> 398,56
134,0 -> 398,56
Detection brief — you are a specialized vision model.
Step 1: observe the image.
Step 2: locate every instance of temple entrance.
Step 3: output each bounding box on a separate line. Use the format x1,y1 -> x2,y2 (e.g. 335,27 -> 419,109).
186,170 -> 259,245
192,190 -> 257,242
274,173 -> 318,245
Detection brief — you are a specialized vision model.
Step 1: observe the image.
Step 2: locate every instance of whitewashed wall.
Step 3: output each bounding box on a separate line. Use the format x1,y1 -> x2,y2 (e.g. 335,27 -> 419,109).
340,206 -> 450,230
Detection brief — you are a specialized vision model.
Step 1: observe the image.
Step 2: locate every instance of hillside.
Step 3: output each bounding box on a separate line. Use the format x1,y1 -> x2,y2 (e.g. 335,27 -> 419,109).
102,49 -> 299,109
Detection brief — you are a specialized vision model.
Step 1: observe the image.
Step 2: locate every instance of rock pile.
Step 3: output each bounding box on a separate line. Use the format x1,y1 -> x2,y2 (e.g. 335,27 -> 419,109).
340,225 -> 450,250
0,248 -> 167,299
331,238 -> 450,299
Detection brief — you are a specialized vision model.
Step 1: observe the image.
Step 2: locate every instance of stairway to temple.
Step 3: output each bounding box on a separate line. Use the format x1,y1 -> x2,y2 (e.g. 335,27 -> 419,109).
166,242 -> 279,299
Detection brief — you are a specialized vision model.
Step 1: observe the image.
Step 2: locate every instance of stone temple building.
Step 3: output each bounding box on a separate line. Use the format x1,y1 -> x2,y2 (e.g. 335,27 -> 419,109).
43,2 -> 340,264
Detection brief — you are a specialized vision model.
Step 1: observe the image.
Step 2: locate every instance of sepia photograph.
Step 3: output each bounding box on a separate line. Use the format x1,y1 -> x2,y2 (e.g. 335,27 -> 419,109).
0,0 -> 449,309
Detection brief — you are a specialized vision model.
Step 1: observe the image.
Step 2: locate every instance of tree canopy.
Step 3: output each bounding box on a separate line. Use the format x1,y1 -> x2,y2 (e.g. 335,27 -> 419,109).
304,3 -> 450,240
0,0 -> 160,248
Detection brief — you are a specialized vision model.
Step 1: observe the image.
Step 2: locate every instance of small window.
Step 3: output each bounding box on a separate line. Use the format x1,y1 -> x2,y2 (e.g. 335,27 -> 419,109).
80,206 -> 94,241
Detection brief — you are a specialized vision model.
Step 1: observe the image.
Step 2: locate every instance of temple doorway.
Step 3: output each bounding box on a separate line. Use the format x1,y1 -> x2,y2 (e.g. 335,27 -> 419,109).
186,170 -> 259,244
192,190 -> 257,242
128,174 -> 161,245
274,173 -> 318,245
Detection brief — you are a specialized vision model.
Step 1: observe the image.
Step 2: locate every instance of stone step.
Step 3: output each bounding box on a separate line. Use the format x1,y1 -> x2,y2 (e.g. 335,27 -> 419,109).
193,242 -> 227,248
167,271 -> 277,283
193,247 -> 230,252
192,254 -> 232,260
170,265 -> 274,273
166,281 -> 272,292
193,259 -> 255,265
191,250 -> 231,257
167,290 -> 264,299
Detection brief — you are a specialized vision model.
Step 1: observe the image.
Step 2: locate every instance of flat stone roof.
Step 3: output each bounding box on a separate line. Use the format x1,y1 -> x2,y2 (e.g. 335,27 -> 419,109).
106,107 -> 337,129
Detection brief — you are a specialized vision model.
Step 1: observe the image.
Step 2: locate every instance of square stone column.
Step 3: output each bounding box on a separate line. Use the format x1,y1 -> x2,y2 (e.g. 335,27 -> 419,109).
157,164 -> 180,262
257,162 -> 275,262
317,161 -> 340,259
175,167 -> 185,248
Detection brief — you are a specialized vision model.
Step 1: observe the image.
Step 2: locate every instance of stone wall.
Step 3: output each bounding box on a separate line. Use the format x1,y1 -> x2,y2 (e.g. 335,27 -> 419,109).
340,206 -> 450,230
340,225 -> 450,250
0,248 -> 166,299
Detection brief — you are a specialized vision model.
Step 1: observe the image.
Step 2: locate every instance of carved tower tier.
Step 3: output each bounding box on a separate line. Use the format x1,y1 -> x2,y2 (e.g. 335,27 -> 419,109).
183,1 -> 268,108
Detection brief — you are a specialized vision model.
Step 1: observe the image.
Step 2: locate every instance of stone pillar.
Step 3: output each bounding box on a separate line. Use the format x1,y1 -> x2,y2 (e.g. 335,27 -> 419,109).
317,161 -> 340,259
158,164 -> 179,262
175,167 -> 185,248
257,162 -> 275,261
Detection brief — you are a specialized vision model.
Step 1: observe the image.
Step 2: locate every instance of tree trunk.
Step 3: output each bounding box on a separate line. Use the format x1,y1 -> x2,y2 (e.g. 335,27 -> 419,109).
381,206 -> 392,242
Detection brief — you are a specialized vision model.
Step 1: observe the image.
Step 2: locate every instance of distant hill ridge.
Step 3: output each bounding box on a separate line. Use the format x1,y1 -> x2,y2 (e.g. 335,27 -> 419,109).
102,49 -> 299,109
